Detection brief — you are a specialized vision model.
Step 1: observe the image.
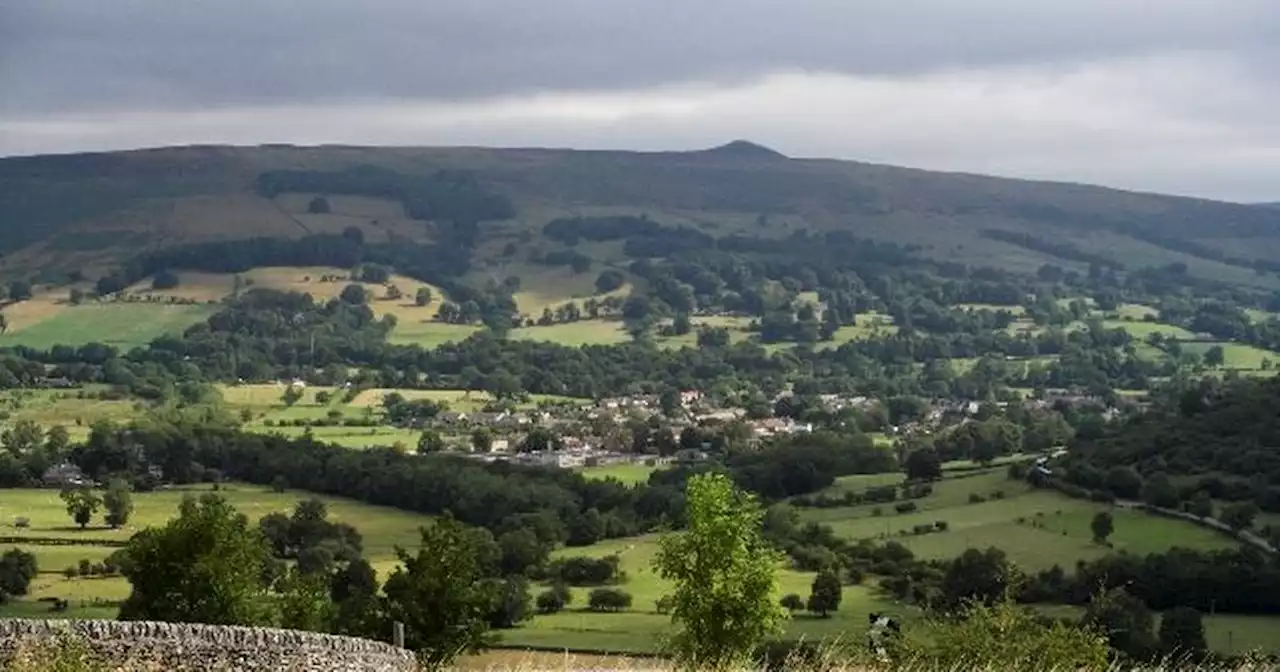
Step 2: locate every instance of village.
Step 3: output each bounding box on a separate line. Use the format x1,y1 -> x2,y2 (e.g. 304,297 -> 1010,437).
375,383 -> 1132,471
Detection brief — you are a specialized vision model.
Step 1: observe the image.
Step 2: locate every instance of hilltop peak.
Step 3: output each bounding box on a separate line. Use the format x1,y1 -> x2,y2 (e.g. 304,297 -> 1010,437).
695,140 -> 789,161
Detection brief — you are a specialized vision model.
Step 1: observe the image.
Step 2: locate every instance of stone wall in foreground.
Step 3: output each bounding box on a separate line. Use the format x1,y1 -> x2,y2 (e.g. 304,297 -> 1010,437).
0,619 -> 418,672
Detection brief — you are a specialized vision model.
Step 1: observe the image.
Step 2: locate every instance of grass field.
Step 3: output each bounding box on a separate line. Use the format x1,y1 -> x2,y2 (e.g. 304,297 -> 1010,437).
0,303 -> 216,350
797,471 -> 1237,573
578,463 -> 661,485
1034,605 -> 1280,656
501,534 -> 907,653
0,388 -> 141,439
1113,304 -> 1160,320
0,483 -> 434,619
1101,319 -> 1196,340
1181,341 -> 1278,370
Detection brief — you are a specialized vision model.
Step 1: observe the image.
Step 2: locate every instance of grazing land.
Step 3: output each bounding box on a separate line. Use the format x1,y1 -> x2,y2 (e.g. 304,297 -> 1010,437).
0,302 -> 216,350
797,471 -> 1237,572
0,483 -> 434,619
502,534 -> 905,653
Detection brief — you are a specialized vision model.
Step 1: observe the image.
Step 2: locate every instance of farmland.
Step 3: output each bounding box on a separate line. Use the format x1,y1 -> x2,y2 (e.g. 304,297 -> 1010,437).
0,302 -> 216,350
797,470 -> 1238,572
0,483 -> 434,619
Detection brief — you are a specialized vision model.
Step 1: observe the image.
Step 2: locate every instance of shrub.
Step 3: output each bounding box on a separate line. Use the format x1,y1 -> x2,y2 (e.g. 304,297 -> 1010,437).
934,520 -> 949,531
587,587 -> 632,612
894,501 -> 918,514
535,589 -> 566,614
968,493 -> 988,504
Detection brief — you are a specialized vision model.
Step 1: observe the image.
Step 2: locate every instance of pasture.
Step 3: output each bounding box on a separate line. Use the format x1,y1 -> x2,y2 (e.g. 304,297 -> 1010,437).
578,462 -> 661,485
797,471 -> 1238,572
502,534 -> 907,653
0,302 -> 216,350
1181,341 -> 1278,370
0,388 -> 141,439
0,483 -> 434,619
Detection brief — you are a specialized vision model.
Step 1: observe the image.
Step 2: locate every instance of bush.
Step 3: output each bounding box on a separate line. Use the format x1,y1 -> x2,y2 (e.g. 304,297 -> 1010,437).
968,493 -> 988,504
535,589 -> 566,614
894,501 -> 918,514
587,587 -> 632,612
934,520 -> 949,531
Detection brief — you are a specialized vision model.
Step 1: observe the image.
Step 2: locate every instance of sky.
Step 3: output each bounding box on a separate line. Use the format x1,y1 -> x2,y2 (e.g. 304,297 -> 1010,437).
1,1 -> 1278,202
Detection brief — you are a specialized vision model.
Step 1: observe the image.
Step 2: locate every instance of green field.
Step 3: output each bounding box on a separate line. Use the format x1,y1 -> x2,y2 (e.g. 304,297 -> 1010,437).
501,534 -> 907,652
1101,319 -> 1196,340
0,484 -> 433,619
797,471 -> 1237,572
385,320 -> 482,348
1181,341 -> 1278,370
1034,605 -> 1280,656
0,303 -> 216,350
0,388 -> 141,439
578,463 -> 661,485
511,320 -> 632,347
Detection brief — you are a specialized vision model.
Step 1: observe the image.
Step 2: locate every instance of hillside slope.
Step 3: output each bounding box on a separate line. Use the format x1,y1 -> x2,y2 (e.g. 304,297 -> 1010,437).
1,143 -> 1279,287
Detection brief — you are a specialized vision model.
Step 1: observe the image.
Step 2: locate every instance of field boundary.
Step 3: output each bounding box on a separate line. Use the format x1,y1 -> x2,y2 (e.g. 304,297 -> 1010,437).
0,536 -> 128,548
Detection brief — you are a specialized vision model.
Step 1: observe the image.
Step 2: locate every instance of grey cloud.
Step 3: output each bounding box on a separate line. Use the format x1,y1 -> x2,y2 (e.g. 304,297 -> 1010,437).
2,0 -> 1278,114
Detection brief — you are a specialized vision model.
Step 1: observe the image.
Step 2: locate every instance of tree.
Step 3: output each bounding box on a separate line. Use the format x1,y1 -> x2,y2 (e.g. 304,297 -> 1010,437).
1220,501 -> 1259,531
595,269 -> 625,294
1158,606 -> 1206,659
1202,345 -> 1225,368
103,479 -> 134,529
1105,466 -> 1144,500
417,430 -> 446,455
339,284 -> 368,305
414,287 -> 433,307
307,196 -> 331,214
1083,587 -> 1156,661
8,281 -> 32,301
68,287 -> 86,305
45,425 -> 71,457
653,473 -> 787,668
779,593 -> 804,613
152,270 -> 180,290
672,313 -> 692,336
519,427 -> 562,453
381,516 -> 500,667
904,449 -> 942,481
471,427 -> 494,453
1090,511 -> 1114,544
587,587 -> 632,612
536,589 -> 566,614
497,528 -> 545,576
118,494 -> 274,625
0,548 -> 38,598
940,547 -> 1013,609
385,284 -> 403,301
281,385 -> 304,407
806,570 -> 842,618
486,575 -> 532,628
1187,492 -> 1214,519
1141,472 -> 1180,509
60,486 -> 102,529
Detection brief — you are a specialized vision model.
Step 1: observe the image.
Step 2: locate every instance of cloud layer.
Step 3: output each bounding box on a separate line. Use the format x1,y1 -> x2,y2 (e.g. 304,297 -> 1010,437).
2,1 -> 1278,200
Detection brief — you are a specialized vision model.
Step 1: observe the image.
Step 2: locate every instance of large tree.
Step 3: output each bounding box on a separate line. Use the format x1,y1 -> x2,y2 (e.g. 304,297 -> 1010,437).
653,472 -> 787,668
381,516 -> 500,667
118,494 -> 274,625
806,570 -> 842,618
60,486 -> 102,529
102,479 -> 134,529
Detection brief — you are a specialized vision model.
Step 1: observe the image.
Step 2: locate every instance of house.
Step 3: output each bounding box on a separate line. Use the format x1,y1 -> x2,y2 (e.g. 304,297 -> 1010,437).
43,463 -> 89,488
437,411 -> 468,424
679,390 -> 703,406
489,439 -> 511,453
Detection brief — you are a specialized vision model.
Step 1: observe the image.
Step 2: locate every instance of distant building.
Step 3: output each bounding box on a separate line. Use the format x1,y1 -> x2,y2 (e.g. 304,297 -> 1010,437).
43,462 -> 89,488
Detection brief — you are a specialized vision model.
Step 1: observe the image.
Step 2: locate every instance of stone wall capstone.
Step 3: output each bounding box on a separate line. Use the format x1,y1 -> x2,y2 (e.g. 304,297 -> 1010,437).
0,619 -> 418,671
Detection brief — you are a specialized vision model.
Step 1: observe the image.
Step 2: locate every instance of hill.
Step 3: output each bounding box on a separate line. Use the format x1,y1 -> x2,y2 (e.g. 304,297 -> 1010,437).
2,143 -> 1279,289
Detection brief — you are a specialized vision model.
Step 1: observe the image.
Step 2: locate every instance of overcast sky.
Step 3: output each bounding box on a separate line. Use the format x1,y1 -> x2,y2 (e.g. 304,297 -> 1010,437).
2,1 -> 1278,201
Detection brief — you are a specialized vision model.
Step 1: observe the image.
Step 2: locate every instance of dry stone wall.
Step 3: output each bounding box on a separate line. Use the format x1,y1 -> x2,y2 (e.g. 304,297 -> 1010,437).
0,619 -> 418,671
